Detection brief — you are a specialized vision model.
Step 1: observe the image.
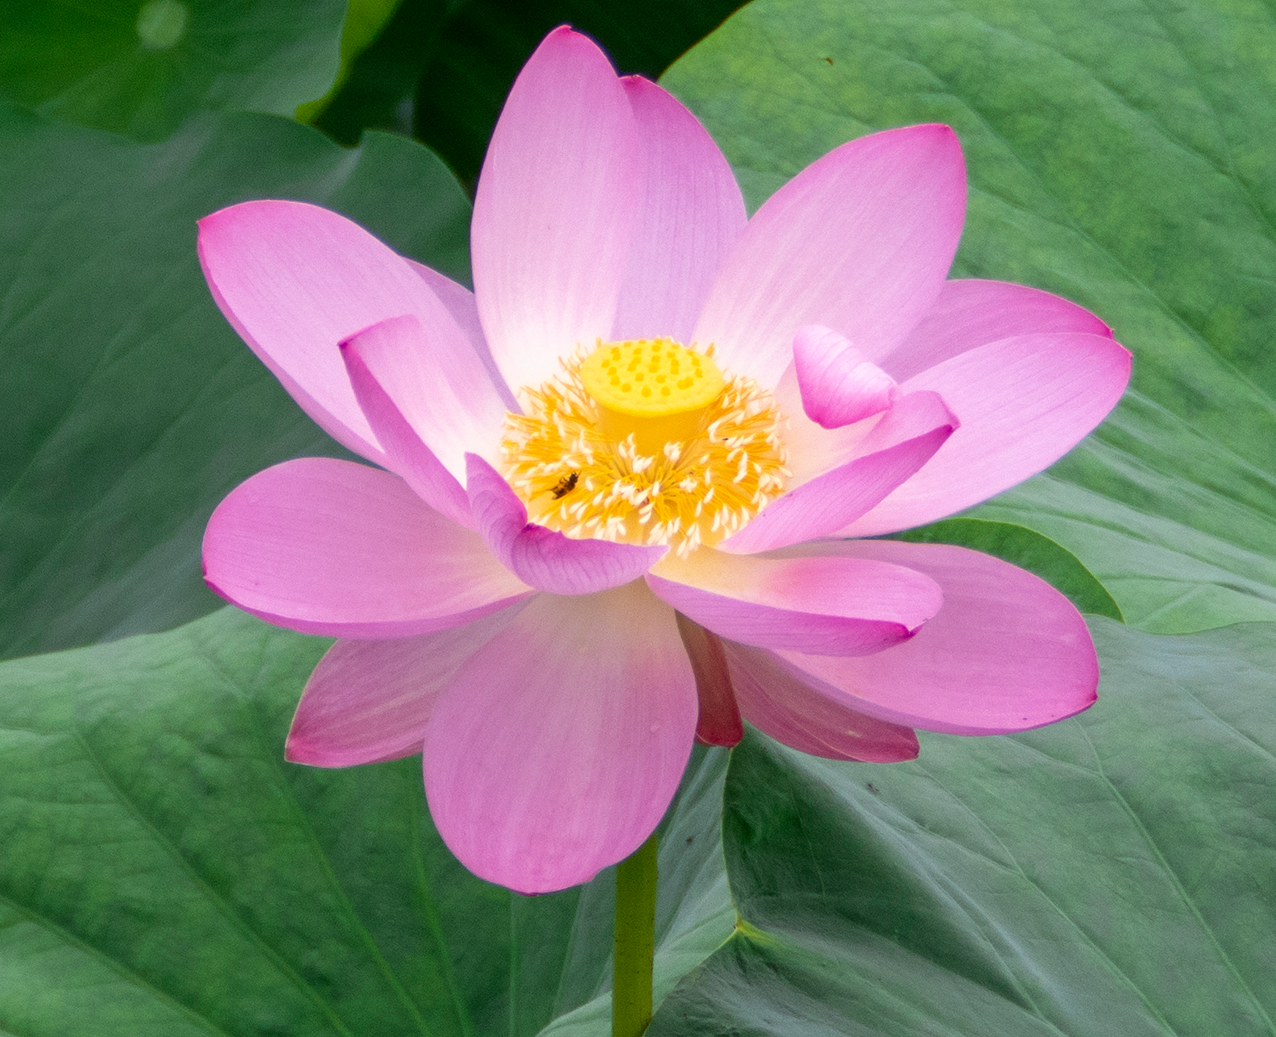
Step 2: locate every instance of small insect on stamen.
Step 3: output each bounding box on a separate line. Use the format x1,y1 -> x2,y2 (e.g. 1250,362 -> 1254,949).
550,471 -> 579,499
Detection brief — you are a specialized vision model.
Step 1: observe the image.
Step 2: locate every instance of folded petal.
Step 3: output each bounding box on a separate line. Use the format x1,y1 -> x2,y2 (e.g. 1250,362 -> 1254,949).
694,124 -> 966,389
203,458 -> 533,637
843,332 -> 1132,537
794,324 -> 899,428
723,640 -> 919,762
882,278 -> 1113,382
472,27 -> 640,397
720,390 -> 957,554
466,454 -> 664,595
771,540 -> 1099,734
646,549 -> 942,656
339,309 -> 508,481
611,76 -> 748,345
341,319 -> 472,528
286,607 -> 523,767
424,583 -> 698,893
198,200 -> 479,462
675,614 -> 743,747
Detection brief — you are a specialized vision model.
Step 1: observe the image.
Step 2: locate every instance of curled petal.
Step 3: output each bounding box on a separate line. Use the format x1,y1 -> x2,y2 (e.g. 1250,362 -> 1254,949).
286,607 -> 523,767
724,640 -> 919,762
844,332 -> 1131,537
203,458 -> 532,638
340,312 -> 507,484
341,319 -> 471,528
466,454 -> 664,595
721,390 -> 957,554
695,124 -> 966,389
770,540 -> 1099,734
612,76 -> 748,345
424,583 -> 698,893
675,614 -> 743,747
473,26 -> 640,397
794,324 -> 899,428
647,549 -> 942,656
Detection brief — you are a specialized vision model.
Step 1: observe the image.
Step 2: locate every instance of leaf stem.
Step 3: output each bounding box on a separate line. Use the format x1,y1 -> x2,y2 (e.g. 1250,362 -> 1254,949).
613,832 -> 658,1037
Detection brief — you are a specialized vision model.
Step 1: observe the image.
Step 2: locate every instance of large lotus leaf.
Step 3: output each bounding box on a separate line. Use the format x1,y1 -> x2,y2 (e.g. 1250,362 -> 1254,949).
648,618 -> 1276,1035
664,0 -> 1276,634
0,0 -> 346,140
0,607 -> 733,1036
0,103 -> 470,661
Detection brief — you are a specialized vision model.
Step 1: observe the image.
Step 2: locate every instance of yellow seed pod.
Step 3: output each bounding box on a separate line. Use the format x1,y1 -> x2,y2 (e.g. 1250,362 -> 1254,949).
579,338 -> 725,417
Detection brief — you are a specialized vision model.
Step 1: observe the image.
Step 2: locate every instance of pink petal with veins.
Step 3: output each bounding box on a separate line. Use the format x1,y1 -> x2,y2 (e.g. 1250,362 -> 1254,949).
882,278 -> 1112,382
724,640 -> 919,762
203,458 -> 532,637
647,549 -> 942,656
770,540 -> 1098,734
286,606 -> 524,767
611,76 -> 748,345
472,27 -> 640,396
424,583 -> 697,893
695,124 -> 966,389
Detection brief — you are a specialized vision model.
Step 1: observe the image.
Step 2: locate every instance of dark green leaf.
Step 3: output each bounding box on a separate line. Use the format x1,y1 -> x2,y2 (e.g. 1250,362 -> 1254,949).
0,607 -> 732,1036
296,0 -> 409,125
665,0 -> 1276,633
0,105 -> 470,660
311,0 -> 453,147
651,618 -> 1276,1035
0,0 -> 346,140
891,519 -> 1123,621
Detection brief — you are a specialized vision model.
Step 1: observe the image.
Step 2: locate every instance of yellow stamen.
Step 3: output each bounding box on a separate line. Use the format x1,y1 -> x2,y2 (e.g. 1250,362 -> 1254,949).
502,338 -> 789,556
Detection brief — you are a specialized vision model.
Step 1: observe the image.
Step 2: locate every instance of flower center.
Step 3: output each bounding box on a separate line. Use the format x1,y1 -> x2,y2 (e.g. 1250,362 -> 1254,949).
501,338 -> 789,556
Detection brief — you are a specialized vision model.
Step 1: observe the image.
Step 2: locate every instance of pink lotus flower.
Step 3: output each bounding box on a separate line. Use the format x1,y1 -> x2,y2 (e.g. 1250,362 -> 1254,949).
199,28 -> 1130,893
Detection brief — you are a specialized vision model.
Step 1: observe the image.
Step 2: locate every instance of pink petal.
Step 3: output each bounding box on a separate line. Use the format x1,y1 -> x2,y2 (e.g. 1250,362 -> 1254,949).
466,454 -> 665,595
472,27 -> 640,397
723,640 -> 918,762
198,200 -> 477,462
793,324 -> 900,428
646,549 -> 942,656
203,458 -> 533,637
694,124 -> 966,390
843,333 -> 1132,537
771,540 -> 1099,734
611,76 -> 748,345
882,278 -> 1113,382
286,607 -> 523,767
720,390 -> 957,554
406,261 -> 519,411
675,614 -> 743,747
423,583 -> 697,893
341,319 -> 472,528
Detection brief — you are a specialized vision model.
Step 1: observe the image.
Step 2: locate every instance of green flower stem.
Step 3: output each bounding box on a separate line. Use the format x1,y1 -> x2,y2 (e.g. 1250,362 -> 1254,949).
613,832 -> 659,1037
